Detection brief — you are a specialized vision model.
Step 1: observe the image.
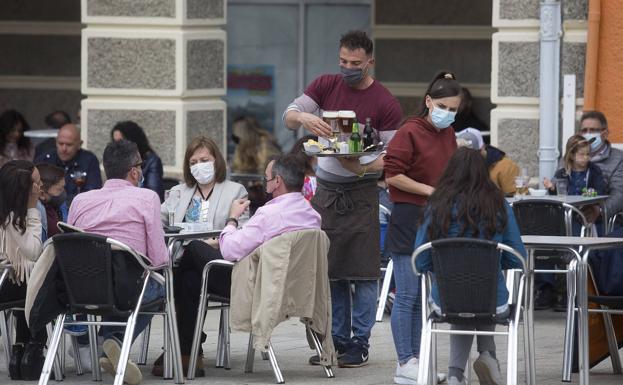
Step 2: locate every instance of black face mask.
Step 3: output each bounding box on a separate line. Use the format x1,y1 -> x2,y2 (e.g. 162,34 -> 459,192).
232,134 -> 240,144
48,190 -> 67,208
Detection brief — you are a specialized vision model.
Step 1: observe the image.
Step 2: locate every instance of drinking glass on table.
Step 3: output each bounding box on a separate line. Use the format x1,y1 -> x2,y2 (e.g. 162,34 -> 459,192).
514,176 -> 526,197
164,189 -> 181,226
556,179 -> 568,196
70,170 -> 87,194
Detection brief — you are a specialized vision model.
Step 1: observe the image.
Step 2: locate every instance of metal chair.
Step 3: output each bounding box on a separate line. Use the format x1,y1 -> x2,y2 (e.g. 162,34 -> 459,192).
412,238 -> 528,385
38,233 -> 183,385
187,259 -> 235,379
376,203 -> 393,322
511,199 -> 591,381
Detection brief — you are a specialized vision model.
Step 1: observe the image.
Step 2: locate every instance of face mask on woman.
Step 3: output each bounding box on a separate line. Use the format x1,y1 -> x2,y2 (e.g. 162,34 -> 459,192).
429,105 -> 457,129
191,161 -> 215,185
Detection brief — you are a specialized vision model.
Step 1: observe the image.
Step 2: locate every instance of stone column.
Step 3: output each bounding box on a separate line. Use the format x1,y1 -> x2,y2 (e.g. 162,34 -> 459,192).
491,0 -> 588,176
81,0 -> 227,176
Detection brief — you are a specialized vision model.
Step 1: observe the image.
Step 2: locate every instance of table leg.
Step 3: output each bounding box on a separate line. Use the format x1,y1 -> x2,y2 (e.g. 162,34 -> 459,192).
601,202 -> 609,234
576,256 -> 590,385
525,249 -> 536,385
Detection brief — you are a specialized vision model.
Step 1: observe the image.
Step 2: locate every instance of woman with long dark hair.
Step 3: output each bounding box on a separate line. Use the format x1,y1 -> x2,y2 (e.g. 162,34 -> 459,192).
0,110 -> 33,167
0,160 -> 46,380
383,71 -> 461,384
111,121 -> 164,201
415,147 -> 526,385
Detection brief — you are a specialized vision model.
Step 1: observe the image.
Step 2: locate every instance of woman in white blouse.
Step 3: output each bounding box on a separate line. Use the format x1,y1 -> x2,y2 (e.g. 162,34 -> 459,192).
156,136 -> 248,376
0,160 -> 46,380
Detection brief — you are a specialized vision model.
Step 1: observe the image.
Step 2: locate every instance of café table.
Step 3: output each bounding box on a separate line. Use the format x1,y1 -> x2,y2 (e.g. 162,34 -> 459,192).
159,228 -> 222,379
508,195 -> 610,233
521,235 -> 623,385
23,129 -> 58,138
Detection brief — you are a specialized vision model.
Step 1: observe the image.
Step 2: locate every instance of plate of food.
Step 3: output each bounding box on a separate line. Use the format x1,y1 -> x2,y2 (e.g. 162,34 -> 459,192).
303,139 -> 384,157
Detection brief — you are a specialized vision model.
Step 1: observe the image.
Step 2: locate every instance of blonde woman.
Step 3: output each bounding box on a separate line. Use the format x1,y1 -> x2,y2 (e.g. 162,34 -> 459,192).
231,116 -> 281,174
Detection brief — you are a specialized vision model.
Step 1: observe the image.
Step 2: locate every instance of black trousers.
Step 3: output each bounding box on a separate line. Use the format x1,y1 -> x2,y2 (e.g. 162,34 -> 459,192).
174,240 -> 231,354
0,280 -> 47,344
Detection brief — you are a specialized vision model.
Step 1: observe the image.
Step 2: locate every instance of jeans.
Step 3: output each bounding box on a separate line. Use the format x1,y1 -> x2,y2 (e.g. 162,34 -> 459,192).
390,252 -> 422,364
331,279 -> 377,350
100,278 -> 165,343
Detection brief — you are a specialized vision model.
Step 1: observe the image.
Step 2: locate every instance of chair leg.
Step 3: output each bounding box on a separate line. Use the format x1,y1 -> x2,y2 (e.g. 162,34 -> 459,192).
70,335 -> 83,375
164,268 -> 184,384
137,321 -> 151,365
562,261 -> 577,382
245,333 -> 255,373
60,332 -> 66,376
38,314 -> 65,385
266,341 -> 285,384
375,259 -> 393,322
431,330 -> 437,385
215,309 -> 225,368
308,327 -> 334,378
188,280 -> 211,379
87,314 -> 101,381
222,307 -> 231,370
45,322 -> 63,382
113,311 -> 140,385
0,310 -> 12,370
601,307 -> 623,374
417,319 -> 432,385
507,320 -> 519,385
163,315 -> 172,379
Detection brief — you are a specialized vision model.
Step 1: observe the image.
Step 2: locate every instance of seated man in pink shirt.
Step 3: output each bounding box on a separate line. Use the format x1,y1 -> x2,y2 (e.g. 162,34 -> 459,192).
68,139 -> 168,385
219,153 -> 321,261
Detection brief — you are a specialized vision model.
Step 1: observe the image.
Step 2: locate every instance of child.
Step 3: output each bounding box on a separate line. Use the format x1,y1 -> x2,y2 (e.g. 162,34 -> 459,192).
544,134 -> 607,197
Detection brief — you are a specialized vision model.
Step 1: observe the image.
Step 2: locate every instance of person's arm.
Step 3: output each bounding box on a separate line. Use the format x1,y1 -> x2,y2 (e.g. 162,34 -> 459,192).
386,174 -> 435,197
605,158 -> 623,215
145,193 -> 169,267
84,155 -> 103,191
383,123 -> 435,196
414,215 -> 432,273
501,203 -> 527,270
12,208 -> 43,262
283,93 -> 332,137
219,200 -> 269,262
337,154 -> 385,175
591,165 -> 608,196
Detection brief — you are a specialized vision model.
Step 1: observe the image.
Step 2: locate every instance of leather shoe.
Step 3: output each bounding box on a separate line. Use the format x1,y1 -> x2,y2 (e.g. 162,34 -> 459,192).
151,353 -> 205,377
20,342 -> 45,381
9,343 -> 24,380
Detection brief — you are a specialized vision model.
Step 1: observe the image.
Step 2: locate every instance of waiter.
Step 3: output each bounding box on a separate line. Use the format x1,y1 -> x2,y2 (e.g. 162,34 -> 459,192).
283,30 -> 402,368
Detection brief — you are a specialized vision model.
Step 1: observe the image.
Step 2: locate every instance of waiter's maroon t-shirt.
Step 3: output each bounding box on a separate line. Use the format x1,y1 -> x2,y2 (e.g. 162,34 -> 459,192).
304,74 -> 402,131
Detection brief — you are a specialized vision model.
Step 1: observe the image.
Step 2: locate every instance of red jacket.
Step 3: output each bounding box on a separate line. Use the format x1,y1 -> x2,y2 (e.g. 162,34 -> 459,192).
384,117 -> 457,206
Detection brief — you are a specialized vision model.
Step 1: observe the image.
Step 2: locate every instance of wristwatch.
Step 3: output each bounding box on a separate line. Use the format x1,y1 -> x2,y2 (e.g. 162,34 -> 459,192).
226,217 -> 239,228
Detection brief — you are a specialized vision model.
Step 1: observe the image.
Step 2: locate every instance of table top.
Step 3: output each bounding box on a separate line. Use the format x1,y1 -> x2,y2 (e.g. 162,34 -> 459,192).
507,195 -> 608,206
24,129 -> 58,138
164,229 -> 222,241
521,235 -> 623,249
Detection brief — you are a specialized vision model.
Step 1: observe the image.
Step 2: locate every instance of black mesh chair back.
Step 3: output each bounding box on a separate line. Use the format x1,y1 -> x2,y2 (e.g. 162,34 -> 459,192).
429,238 -> 501,324
511,199 -> 567,236
53,232 -> 135,317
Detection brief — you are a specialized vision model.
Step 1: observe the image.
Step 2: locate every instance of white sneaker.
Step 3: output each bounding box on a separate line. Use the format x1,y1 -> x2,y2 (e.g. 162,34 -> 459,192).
473,351 -> 503,385
102,339 -> 142,385
437,373 -> 447,383
447,376 -> 466,385
394,357 -> 419,384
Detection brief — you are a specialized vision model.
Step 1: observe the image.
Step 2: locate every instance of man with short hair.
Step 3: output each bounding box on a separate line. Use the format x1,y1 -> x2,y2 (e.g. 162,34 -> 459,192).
35,123 -> 102,201
579,110 -> 623,223
219,153 -> 321,260
283,30 -> 402,367
67,140 -> 167,385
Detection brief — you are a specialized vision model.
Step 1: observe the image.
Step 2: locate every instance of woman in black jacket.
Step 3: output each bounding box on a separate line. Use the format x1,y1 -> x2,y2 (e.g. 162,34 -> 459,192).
111,121 -> 165,201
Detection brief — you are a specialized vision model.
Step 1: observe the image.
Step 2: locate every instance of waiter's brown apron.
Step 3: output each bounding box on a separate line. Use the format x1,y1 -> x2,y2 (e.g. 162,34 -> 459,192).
311,178 -> 380,280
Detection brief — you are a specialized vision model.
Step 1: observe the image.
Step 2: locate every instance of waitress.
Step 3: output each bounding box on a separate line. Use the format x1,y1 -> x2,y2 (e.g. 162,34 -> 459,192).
383,71 -> 462,384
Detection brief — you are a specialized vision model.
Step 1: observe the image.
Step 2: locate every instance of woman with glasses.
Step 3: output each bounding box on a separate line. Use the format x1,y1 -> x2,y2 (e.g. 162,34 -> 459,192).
155,136 -> 247,377
0,160 -> 47,380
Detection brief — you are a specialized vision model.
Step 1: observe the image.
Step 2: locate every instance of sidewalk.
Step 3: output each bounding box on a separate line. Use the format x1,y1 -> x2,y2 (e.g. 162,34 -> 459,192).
3,310 -> 622,384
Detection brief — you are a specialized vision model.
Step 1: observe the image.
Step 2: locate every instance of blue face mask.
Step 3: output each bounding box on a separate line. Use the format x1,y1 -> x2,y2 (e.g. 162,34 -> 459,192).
429,105 -> 456,129
583,133 -> 602,152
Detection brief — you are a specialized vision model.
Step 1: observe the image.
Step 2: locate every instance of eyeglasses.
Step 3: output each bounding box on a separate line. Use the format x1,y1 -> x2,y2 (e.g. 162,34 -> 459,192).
580,127 -> 604,134
263,176 -> 276,184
